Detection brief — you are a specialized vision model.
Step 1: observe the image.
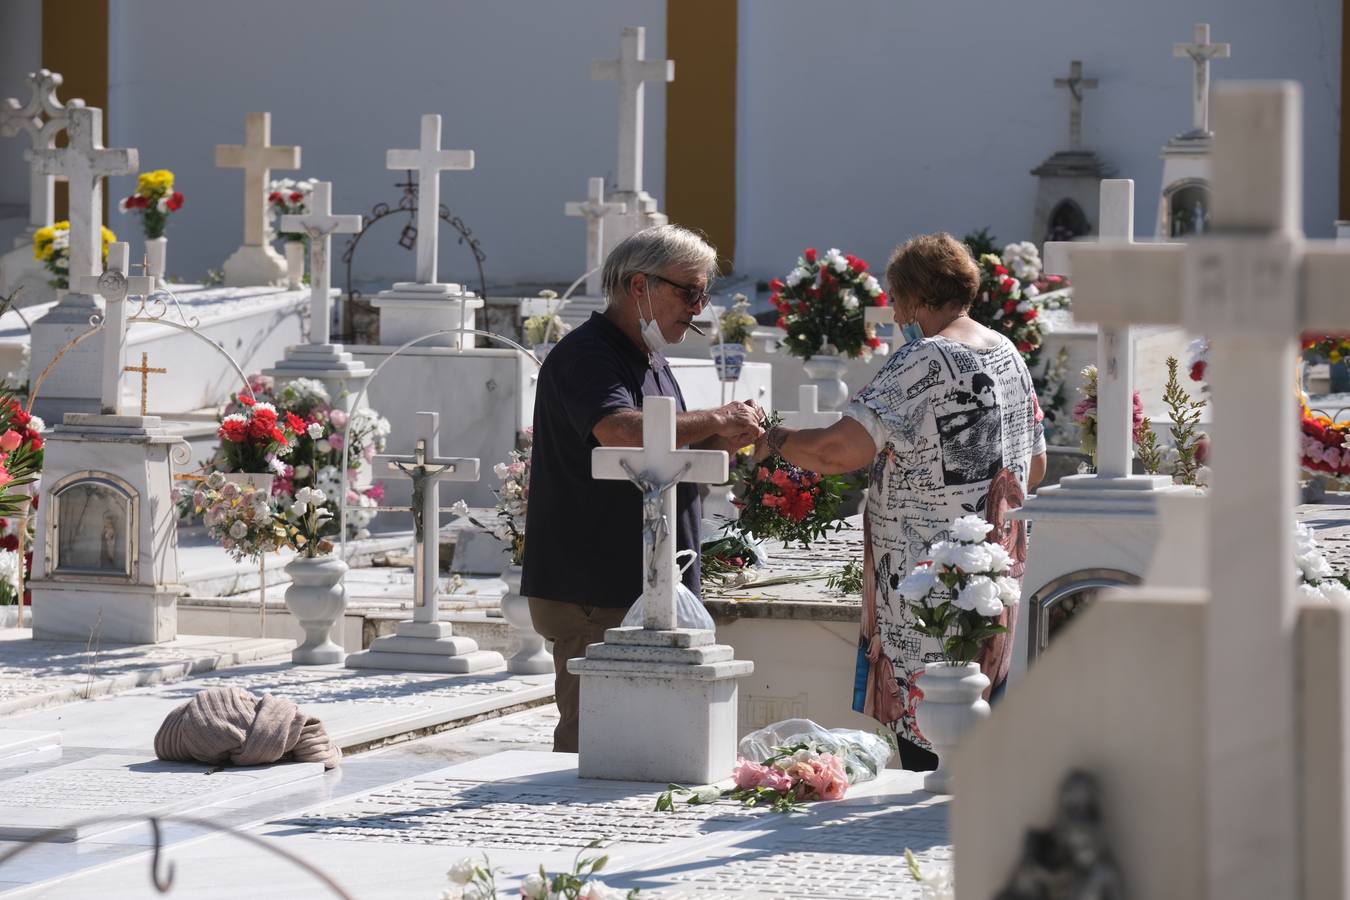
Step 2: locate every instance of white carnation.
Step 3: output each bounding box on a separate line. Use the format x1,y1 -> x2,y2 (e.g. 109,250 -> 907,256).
1297,552 -> 1333,581
898,567 -> 938,602
451,500 -> 470,518
950,515 -> 994,543
1297,582 -> 1326,604
960,575 -> 1003,617
842,290 -> 859,310
927,540 -> 956,568
1015,299 -> 1032,313
785,267 -> 808,287
445,857 -> 476,885
863,274 -> 881,296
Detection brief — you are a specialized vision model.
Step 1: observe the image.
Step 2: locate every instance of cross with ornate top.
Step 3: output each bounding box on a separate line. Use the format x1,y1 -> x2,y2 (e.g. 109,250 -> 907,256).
124,352 -> 165,417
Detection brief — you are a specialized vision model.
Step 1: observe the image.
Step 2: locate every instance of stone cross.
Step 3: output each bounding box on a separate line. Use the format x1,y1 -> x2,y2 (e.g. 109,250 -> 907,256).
565,177 -> 628,296
1053,60 -> 1098,151
378,411 -> 479,625
782,385 -> 842,430
72,242 -> 153,415
28,106 -> 137,289
1068,82 -> 1349,898
386,114 -> 474,286
591,26 -> 674,195
592,396 -> 727,630
1173,23 -> 1230,136
215,112 -> 300,249
123,352 -> 166,417
0,69 -> 84,246
279,181 -> 361,346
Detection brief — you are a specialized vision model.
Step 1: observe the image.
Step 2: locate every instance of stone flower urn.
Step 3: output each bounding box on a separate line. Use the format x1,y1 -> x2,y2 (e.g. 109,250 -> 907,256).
499,563 -> 552,674
801,349 -> 849,410
914,661 -> 991,794
145,236 -> 168,288
283,555 -> 348,665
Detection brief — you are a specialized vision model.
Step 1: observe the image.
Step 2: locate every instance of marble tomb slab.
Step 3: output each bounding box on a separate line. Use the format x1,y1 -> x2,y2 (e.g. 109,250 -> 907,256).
0,753 -> 324,841
0,731 -> 60,766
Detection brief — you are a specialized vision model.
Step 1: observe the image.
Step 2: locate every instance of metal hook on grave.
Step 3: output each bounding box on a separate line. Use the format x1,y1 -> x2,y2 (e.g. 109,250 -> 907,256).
147,816 -> 176,892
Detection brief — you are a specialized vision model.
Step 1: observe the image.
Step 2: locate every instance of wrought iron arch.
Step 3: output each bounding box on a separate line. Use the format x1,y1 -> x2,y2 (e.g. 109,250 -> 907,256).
339,172 -> 488,342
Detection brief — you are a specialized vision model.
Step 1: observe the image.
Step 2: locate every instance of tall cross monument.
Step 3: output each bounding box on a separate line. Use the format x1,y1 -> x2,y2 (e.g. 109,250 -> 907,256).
1053,60 -> 1098,151
1173,23 -> 1231,138
215,112 -> 301,286
1155,24 -> 1233,237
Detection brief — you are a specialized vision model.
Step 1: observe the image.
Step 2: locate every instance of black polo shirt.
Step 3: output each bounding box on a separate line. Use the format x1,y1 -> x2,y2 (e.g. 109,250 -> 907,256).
522,312 -> 702,608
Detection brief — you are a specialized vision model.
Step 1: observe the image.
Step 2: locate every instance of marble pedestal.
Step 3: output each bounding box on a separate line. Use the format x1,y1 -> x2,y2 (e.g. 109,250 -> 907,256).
600,190 -> 667,259
344,619 -> 504,673
569,626 -> 753,784
372,282 -> 484,350
223,243 -> 287,287
30,414 -> 186,644
0,244 -> 57,308
1154,132 -> 1212,238
29,290 -> 106,418
262,342 -> 371,408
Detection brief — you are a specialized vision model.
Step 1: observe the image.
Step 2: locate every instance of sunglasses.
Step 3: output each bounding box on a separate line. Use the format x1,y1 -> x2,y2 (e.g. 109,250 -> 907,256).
641,272 -> 712,308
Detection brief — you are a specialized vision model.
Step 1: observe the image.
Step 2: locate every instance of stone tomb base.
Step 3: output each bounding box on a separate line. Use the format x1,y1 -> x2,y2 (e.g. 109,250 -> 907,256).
345,620 -> 504,674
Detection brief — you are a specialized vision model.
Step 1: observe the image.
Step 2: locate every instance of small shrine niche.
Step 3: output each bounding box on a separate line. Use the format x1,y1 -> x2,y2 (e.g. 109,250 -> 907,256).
1046,198 -> 1092,243
1163,180 -> 1212,237
47,472 -> 137,580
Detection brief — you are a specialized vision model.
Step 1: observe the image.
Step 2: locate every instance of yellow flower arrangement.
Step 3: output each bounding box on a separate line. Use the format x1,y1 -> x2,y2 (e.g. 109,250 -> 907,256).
30,221 -> 116,287
121,168 -> 183,239
137,169 -> 174,194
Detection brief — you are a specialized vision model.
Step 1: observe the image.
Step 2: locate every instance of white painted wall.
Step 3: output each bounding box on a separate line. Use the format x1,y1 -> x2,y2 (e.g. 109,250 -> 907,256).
0,0 -> 43,248
736,0 -> 1342,280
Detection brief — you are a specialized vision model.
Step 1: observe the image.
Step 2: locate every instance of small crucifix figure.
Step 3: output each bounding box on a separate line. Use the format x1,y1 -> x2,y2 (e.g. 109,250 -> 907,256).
73,242 -> 153,415
782,385 -> 843,430
1053,60 -> 1098,151
385,114 -> 474,286
123,351 -> 166,417
377,411 -> 479,626
279,181 -> 362,346
592,396 -> 727,631
565,177 -> 627,296
1173,23 -> 1230,137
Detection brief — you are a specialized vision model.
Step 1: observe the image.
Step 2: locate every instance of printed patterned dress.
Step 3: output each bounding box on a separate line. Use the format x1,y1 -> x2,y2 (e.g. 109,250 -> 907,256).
844,334 -> 1043,750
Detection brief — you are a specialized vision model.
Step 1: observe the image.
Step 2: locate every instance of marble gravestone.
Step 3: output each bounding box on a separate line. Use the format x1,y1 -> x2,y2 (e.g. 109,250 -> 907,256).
1155,23 -> 1231,238
0,68 -> 84,308
571,396 -> 753,784
957,82 -> 1350,900
216,112 -> 301,286
370,114 -> 482,351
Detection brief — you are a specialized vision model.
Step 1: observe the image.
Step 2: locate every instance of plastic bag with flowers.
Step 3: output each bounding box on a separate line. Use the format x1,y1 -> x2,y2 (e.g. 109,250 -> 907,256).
731,417 -> 848,547
968,241 -> 1072,368
769,247 -> 888,361
118,169 -> 184,239
737,717 -> 895,784
32,221 -> 115,289
192,473 -> 286,563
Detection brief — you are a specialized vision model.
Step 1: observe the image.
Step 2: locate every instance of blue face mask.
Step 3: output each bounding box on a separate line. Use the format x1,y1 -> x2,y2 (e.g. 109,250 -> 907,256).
900,320 -> 925,345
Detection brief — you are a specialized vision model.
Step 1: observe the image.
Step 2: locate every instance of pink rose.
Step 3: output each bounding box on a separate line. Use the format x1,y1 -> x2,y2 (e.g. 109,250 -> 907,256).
732,758 -> 771,790
328,408 -> 348,428
759,766 -> 794,792
800,754 -> 849,801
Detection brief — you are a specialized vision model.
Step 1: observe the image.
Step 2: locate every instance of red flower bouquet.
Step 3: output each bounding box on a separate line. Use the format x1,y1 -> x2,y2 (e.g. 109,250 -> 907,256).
731,422 -> 847,546
771,247 -> 888,361
216,396 -> 296,474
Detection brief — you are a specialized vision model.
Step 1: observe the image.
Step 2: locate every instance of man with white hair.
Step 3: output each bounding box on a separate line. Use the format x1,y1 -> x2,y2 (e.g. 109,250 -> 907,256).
523,224 -> 763,752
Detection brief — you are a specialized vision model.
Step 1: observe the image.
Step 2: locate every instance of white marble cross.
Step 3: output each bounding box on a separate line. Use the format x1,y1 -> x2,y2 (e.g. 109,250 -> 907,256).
279,181 -> 361,346
378,411 -> 479,625
386,114 -> 474,286
782,385 -> 843,430
0,69 -> 84,245
1068,82 -> 1349,898
28,106 -> 137,288
1173,23 -> 1230,136
215,112 -> 300,249
72,242 -> 154,415
565,177 -> 628,296
592,396 -> 727,631
1053,60 -> 1098,150
591,26 -> 674,195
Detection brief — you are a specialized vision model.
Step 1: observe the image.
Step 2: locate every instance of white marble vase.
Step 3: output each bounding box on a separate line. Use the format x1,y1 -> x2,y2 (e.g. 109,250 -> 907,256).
710,342 -> 746,382
284,240 -> 305,290
914,661 -> 990,794
145,237 -> 167,288
499,563 -> 552,674
283,555 -> 348,665
801,351 -> 849,410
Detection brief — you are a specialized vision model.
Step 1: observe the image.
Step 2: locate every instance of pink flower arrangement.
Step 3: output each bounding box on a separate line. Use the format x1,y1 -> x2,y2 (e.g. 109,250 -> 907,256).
660,744 -> 855,813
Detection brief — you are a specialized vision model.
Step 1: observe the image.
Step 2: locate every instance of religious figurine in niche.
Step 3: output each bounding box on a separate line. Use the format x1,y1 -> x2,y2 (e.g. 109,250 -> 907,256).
995,769 -> 1124,900
56,482 -> 128,574
99,513 -> 117,568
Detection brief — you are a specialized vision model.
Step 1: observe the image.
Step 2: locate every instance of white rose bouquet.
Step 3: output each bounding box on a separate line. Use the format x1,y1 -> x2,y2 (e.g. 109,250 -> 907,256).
899,514 -> 1019,665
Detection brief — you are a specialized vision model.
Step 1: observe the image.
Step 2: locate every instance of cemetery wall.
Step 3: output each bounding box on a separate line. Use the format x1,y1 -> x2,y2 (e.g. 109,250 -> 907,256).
0,0 -> 41,248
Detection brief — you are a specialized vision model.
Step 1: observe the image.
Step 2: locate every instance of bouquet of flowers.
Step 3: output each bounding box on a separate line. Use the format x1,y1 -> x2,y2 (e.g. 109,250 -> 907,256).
440,844 -> 639,900
968,241 -> 1072,368
699,532 -> 762,586
714,293 -> 757,346
898,514 -> 1018,665
1295,521 -> 1350,604
1303,334 -> 1350,366
731,425 -> 847,547
1072,364 -> 1145,465
118,169 -> 184,239
216,397 -> 300,475
268,177 -> 319,243
523,312 -> 570,347
193,473 -> 286,562
769,247 -> 888,360
278,485 -> 336,558
452,431 -> 531,566
1300,397 -> 1350,486
32,221 -> 116,289
0,398 -> 44,515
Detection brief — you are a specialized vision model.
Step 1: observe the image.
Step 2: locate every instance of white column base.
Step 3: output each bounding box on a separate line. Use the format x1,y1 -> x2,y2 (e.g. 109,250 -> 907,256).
344,619 -> 504,673
223,244 -> 287,287
262,343 -> 372,408
569,626 -> 753,784
372,282 -> 484,349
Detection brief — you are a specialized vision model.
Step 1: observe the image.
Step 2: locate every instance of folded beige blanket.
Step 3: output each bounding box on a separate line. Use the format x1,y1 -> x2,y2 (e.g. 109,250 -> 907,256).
154,686 -> 341,770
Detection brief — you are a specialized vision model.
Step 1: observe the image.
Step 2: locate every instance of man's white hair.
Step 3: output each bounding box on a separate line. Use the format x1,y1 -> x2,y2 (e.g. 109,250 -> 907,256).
601,224 -> 718,307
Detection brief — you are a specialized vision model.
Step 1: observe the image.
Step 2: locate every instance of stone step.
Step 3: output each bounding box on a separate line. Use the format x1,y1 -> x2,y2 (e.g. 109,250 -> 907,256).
344,648 -> 505,674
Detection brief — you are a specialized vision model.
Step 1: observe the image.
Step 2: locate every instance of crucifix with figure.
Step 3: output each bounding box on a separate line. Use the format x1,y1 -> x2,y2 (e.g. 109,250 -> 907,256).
1053,60 -> 1098,151
215,112 -> 300,286
72,241 -> 153,415
565,176 -> 627,296
280,181 -> 361,346
386,114 -> 474,286
1173,23 -> 1230,137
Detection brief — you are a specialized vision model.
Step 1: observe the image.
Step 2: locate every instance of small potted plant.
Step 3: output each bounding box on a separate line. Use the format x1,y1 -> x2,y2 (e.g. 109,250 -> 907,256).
119,169 -> 184,286
710,293 -> 757,382
278,485 -> 346,665
523,292 -> 571,363
33,221 -> 115,290
268,177 -> 319,288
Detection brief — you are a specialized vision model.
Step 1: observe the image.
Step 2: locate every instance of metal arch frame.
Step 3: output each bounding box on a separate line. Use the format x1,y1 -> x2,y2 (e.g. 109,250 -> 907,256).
337,326 -> 541,558
1026,567 -> 1141,667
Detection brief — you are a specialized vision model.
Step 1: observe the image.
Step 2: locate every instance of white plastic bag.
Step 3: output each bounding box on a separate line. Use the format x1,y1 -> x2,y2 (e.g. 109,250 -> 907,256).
621,550 -> 715,631
738,718 -> 896,784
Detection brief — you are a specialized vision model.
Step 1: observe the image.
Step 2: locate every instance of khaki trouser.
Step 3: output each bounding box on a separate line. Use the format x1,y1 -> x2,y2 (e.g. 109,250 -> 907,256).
527,597 -> 629,753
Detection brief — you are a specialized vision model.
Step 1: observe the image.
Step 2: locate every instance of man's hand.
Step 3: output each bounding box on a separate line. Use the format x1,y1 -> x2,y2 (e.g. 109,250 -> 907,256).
714,400 -> 764,446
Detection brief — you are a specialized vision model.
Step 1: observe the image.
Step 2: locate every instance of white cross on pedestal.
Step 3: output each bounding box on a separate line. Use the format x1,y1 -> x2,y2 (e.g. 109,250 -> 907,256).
280,181 -> 361,346
565,176 -> 627,296
1,69 -> 84,245
1173,23 -> 1230,136
386,114 -> 474,286
782,385 -> 842,430
377,412 -> 479,626
1053,60 -> 1098,150
71,242 -> 153,415
591,26 -> 674,195
1068,82 -> 1348,899
215,112 -> 300,249
592,396 -> 727,631
28,106 -> 136,288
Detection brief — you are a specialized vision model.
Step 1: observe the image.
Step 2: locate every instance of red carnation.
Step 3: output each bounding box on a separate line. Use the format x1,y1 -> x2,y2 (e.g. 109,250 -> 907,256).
993,265 -> 1008,277
775,316 -> 786,329
285,412 -> 305,433
876,293 -> 888,307
268,191 -> 283,203
769,278 -> 784,291
237,394 -> 255,407
1003,300 -> 1016,314
1023,308 -> 1038,321
165,191 -> 184,211
803,248 -> 817,264
26,435 -> 41,451
9,407 -> 29,427
999,277 -> 1015,294
251,406 -> 278,426
0,535 -> 17,552
849,257 -> 867,273
1017,340 -> 1032,353
289,191 -> 304,203
270,427 -> 288,444
220,419 -> 247,442
866,336 -> 882,349
1190,361 -> 1206,382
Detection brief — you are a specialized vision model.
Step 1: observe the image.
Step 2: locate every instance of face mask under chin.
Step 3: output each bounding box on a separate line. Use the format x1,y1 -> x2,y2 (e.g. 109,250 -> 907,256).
640,283 -> 682,354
